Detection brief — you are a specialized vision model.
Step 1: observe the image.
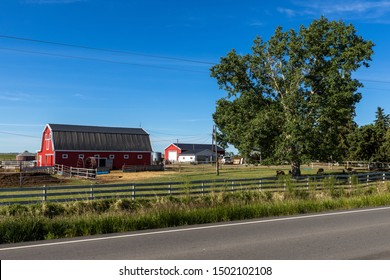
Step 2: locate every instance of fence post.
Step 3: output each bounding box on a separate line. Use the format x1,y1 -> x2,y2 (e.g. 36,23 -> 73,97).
383,173 -> 386,184
168,184 -> 171,195
90,185 -> 94,200
306,177 -> 309,190
349,175 -> 352,188
367,174 -> 369,186
201,182 -> 204,196
132,185 -> 135,201
259,179 -> 262,191
231,181 -> 234,192
42,185 -> 47,202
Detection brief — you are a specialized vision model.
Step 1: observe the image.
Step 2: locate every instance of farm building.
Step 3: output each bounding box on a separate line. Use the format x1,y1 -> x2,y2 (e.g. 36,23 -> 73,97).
16,151 -> 36,161
164,143 -> 225,163
37,124 -> 153,170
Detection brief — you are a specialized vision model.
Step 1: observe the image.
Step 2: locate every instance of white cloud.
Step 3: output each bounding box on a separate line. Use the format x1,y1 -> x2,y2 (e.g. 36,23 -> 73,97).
248,20 -> 265,27
279,0 -> 390,22
277,7 -> 301,17
0,93 -> 30,101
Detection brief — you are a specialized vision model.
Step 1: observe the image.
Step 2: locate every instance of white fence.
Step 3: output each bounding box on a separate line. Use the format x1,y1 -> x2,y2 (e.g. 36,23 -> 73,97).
54,164 -> 97,179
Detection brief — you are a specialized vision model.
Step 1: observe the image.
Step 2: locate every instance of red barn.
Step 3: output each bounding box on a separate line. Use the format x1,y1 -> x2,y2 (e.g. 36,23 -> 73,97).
164,143 -> 225,163
37,124 -> 153,170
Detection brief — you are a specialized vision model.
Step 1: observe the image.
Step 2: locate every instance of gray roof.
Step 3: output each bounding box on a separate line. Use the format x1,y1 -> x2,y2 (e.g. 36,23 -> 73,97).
48,124 -> 152,152
17,150 -> 36,157
173,143 -> 224,153
180,149 -> 214,156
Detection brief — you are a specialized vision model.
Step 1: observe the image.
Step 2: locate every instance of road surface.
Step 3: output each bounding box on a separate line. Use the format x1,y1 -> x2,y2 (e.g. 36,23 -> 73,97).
1,207 -> 390,259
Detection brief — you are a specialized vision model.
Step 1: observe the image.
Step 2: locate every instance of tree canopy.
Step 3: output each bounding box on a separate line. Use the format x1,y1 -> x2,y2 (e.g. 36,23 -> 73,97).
211,17 -> 374,175
347,107 -> 390,162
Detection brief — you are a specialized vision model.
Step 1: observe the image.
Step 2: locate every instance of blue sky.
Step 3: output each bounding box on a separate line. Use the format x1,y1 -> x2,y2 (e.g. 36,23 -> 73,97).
1,0 -> 390,153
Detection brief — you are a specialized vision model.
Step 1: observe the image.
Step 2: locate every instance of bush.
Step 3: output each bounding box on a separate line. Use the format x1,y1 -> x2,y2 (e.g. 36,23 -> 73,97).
41,202 -> 66,218
5,204 -> 29,216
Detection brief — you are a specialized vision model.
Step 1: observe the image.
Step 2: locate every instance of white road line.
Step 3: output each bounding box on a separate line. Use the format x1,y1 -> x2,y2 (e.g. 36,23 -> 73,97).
1,206 -> 390,252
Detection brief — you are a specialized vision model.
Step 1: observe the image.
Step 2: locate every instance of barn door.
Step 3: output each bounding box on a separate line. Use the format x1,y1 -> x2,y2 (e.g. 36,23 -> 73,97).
46,155 -> 54,166
168,151 -> 177,162
99,158 -> 107,167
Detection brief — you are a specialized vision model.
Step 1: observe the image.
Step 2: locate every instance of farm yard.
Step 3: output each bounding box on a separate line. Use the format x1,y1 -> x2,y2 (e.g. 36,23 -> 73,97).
0,162 -> 357,188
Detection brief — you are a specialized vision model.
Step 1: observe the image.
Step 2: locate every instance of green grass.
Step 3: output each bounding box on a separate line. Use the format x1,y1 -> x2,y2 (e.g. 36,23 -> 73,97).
0,153 -> 18,161
1,183 -> 390,244
125,163 -> 346,184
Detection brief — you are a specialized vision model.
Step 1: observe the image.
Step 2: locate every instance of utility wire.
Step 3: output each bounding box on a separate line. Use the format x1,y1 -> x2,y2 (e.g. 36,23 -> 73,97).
0,131 -> 40,138
0,47 -> 210,73
360,79 -> 390,85
0,34 -> 216,65
3,35 -> 390,84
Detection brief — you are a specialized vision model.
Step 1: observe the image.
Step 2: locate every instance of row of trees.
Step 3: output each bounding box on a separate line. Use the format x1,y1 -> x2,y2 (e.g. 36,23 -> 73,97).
211,17 -> 376,175
348,107 -> 390,162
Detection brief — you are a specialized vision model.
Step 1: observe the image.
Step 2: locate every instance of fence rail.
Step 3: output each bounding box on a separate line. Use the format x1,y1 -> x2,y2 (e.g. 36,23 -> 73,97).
54,164 -> 97,179
1,172 -> 389,205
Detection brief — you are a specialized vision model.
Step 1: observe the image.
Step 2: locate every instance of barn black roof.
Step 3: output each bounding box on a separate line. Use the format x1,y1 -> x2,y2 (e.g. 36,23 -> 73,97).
47,124 -> 152,152
173,143 -> 224,153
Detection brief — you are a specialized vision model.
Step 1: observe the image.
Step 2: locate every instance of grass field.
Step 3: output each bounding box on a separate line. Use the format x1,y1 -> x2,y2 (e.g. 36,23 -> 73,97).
0,153 -> 17,161
95,163 -> 347,185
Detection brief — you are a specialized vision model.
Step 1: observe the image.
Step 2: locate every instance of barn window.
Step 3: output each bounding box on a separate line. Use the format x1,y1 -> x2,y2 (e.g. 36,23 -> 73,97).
124,155 -> 129,159
78,154 -> 84,159
45,134 -> 51,150
62,154 -> 68,159
109,155 -> 115,159
137,155 -> 143,160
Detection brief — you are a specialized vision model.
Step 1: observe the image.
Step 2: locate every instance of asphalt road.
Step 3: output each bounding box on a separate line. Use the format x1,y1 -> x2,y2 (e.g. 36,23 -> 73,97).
2,206 -> 390,260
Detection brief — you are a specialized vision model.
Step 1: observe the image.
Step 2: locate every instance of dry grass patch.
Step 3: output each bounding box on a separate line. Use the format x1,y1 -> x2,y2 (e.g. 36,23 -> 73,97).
96,170 -> 176,183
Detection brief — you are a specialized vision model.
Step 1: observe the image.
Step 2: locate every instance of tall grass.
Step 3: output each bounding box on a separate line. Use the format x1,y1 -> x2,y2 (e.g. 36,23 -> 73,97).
1,184 -> 390,244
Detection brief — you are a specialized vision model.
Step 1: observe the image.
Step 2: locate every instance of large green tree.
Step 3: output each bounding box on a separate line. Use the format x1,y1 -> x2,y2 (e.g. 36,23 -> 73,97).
211,17 -> 374,175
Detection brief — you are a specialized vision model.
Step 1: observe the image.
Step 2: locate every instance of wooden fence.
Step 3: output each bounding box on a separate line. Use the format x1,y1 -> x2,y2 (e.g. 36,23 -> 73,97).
1,172 -> 389,205
54,164 -> 97,179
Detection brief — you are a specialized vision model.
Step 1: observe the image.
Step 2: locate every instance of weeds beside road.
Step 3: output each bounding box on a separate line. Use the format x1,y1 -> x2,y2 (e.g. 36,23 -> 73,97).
1,181 -> 390,244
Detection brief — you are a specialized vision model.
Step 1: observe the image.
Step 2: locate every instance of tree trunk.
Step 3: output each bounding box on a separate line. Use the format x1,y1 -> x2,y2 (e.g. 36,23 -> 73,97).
291,162 -> 301,177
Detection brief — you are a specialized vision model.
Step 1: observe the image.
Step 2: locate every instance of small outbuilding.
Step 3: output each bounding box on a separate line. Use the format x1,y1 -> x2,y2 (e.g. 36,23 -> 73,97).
16,151 -> 36,161
164,143 -> 225,164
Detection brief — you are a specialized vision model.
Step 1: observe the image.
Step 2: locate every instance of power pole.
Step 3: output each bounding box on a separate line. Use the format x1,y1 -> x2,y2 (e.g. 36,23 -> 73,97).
213,125 -> 219,176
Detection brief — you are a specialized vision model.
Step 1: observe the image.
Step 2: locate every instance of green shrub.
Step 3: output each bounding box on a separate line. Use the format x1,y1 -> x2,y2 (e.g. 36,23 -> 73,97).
5,204 -> 29,216
41,202 -> 66,218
